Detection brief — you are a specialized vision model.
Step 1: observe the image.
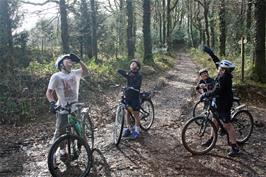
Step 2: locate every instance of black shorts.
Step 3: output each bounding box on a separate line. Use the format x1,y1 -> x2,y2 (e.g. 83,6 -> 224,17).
218,111 -> 231,123
125,98 -> 140,111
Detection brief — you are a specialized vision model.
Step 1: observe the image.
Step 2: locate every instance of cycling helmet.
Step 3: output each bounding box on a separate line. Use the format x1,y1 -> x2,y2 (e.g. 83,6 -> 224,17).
130,59 -> 141,70
218,60 -> 235,70
55,54 -> 70,70
199,68 -> 208,75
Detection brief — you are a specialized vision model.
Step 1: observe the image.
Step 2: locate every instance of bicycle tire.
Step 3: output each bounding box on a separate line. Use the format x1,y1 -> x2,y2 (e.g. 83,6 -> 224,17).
140,99 -> 154,131
113,104 -> 124,146
181,116 -> 218,155
192,100 -> 206,117
81,112 -> 94,149
48,134 -> 92,177
231,110 -> 254,144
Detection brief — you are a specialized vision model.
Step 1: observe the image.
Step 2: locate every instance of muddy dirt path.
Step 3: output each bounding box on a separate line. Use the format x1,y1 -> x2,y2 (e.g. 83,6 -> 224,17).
1,51 -> 266,177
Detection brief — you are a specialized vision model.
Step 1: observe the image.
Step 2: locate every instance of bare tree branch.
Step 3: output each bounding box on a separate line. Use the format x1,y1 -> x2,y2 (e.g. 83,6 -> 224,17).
113,0 -> 119,11
21,0 -> 59,5
170,0 -> 179,12
107,0 -> 116,12
194,0 -> 204,7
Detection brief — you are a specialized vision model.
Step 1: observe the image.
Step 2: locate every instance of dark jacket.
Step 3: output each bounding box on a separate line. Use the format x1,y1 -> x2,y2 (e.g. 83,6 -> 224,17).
203,46 -> 233,111
206,72 -> 233,112
196,77 -> 215,93
117,69 -> 142,100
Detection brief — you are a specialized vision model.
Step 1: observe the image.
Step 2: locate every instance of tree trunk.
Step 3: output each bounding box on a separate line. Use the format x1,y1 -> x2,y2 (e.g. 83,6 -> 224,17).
203,0 -> 210,47
246,0 -> 252,41
166,0 -> 171,49
162,0 -> 166,45
210,18 -> 215,49
143,0 -> 153,64
219,0 -> 226,56
80,0 -> 93,58
126,0 -> 134,60
254,0 -> 266,82
59,0 -> 69,53
90,0 -> 98,62
159,8 -> 162,46
0,0 -> 13,53
118,0 -> 125,56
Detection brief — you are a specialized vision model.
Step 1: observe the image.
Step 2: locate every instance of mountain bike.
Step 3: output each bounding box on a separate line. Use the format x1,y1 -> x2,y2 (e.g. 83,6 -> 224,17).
181,97 -> 254,155
113,87 -> 155,146
47,102 -> 94,177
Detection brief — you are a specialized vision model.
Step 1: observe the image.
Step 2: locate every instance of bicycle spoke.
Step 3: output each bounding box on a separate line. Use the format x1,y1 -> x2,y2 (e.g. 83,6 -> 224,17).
182,117 -> 217,155
232,110 -> 254,144
48,135 -> 92,177
140,100 -> 154,131
113,105 -> 124,145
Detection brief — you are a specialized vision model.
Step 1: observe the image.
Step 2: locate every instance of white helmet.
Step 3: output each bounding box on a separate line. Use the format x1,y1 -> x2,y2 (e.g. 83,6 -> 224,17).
55,54 -> 70,70
218,60 -> 235,70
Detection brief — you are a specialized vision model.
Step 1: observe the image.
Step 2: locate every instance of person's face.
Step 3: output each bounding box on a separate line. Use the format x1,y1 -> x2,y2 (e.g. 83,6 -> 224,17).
130,62 -> 139,72
200,71 -> 208,80
63,58 -> 73,71
218,67 -> 225,74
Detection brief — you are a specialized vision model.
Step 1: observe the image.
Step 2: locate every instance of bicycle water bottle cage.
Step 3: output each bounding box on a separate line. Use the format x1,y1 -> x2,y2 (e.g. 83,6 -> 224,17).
67,102 -> 85,113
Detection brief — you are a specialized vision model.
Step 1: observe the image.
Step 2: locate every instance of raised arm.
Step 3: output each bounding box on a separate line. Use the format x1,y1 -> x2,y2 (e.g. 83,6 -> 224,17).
203,46 -> 220,69
117,69 -> 128,79
80,61 -> 88,76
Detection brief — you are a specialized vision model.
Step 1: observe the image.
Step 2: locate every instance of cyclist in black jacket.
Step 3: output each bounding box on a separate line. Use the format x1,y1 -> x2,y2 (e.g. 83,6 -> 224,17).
117,59 -> 142,139
196,68 -> 215,94
201,46 -> 240,156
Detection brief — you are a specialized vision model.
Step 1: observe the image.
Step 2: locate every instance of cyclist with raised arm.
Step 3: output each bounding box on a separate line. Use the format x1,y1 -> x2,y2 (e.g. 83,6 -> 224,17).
46,54 -> 88,158
117,59 -> 142,139
200,58 -> 240,157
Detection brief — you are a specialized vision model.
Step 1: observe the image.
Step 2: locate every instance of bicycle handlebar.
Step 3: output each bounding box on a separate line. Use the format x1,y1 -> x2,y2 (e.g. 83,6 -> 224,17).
55,102 -> 85,114
122,86 -> 140,93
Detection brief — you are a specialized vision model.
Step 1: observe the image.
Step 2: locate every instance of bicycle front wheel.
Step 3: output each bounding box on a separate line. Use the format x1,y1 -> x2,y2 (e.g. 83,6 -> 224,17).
113,104 -> 124,146
81,112 -> 94,149
192,100 -> 207,117
48,134 -> 92,177
232,110 -> 254,144
181,116 -> 218,155
140,100 -> 154,131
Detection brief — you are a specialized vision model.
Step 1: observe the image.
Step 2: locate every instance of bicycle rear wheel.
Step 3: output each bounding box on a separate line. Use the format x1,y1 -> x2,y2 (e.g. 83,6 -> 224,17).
140,100 -> 154,131
181,116 -> 218,155
48,134 -> 92,177
81,113 -> 94,149
113,104 -> 124,146
232,110 -> 254,144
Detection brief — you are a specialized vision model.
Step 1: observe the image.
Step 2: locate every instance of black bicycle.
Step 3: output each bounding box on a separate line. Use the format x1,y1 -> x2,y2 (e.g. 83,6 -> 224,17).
47,103 -> 94,177
113,87 -> 155,146
182,97 -> 254,155
193,96 -> 241,117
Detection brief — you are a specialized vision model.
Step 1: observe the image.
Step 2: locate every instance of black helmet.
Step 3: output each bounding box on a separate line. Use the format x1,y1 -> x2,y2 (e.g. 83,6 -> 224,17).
130,59 -> 141,70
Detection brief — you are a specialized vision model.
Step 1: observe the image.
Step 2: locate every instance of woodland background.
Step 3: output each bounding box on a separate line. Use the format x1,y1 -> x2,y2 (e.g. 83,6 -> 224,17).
0,0 -> 265,124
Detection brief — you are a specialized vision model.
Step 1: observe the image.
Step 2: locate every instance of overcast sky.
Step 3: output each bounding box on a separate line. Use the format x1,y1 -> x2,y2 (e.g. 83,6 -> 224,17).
19,0 -> 110,32
19,1 -> 59,32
